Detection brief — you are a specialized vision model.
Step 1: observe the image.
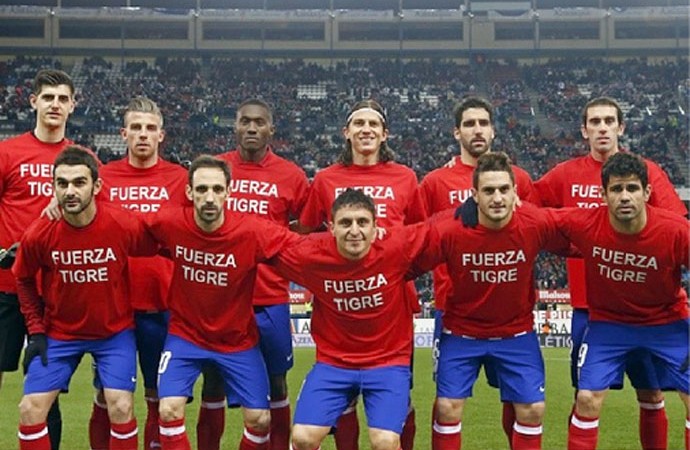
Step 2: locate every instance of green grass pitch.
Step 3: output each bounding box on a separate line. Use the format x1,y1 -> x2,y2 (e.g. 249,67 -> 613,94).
0,347 -> 686,449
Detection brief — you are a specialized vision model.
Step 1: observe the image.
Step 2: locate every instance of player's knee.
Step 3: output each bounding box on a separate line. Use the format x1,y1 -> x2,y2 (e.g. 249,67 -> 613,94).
636,388 -> 664,404
105,394 -> 134,422
243,407 -> 270,432
291,426 -> 321,450
435,397 -> 464,422
575,389 -> 605,417
514,401 -> 545,425
18,395 -> 49,425
159,398 -> 185,422
369,429 -> 400,450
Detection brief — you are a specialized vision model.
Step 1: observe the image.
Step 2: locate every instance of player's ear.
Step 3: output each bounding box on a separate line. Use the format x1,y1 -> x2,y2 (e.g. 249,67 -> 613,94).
643,183 -> 651,202
471,187 -> 478,202
185,184 -> 193,201
329,220 -> 335,236
93,177 -> 103,196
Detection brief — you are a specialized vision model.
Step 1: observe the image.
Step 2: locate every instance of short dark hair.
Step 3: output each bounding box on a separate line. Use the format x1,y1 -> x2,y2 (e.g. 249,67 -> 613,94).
582,96 -> 623,127
237,98 -> 273,124
454,96 -> 494,128
601,152 -> 648,189
331,188 -> 376,221
54,145 -> 98,182
338,99 -> 395,165
188,155 -> 231,187
472,152 -> 515,189
34,69 -> 74,96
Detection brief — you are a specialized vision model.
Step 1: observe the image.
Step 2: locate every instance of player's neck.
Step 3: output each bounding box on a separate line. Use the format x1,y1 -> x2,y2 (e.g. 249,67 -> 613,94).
194,212 -> 225,233
352,152 -> 378,166
64,203 -> 97,228
239,146 -> 268,163
478,211 -> 512,230
591,147 -> 619,163
609,209 -> 647,235
33,124 -> 66,144
128,154 -> 158,169
459,150 -> 479,167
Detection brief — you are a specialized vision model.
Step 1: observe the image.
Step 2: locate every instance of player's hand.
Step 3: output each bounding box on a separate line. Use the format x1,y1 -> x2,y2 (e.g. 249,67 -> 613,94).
454,197 -> 479,228
0,242 -> 19,269
40,197 -> 61,221
23,333 -> 48,373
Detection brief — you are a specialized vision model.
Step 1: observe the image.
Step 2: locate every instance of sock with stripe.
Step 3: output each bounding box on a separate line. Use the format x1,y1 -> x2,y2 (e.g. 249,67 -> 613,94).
270,396 -> 290,450
567,412 -> 598,450
144,397 -> 161,450
159,417 -> 190,450
18,423 -> 51,450
334,407 -> 359,450
432,420 -> 461,450
197,396 -> 225,450
639,400 -> 667,450
511,421 -> 542,450
240,426 -> 270,450
110,419 -> 138,450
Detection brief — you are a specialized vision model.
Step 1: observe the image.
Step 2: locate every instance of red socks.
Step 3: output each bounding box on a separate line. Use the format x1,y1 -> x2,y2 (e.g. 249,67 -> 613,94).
502,402 -> 516,447
88,399 -> 111,450
197,396 -> 226,450
512,421 -> 542,450
240,426 -> 270,449
400,408 -> 416,450
432,420 -> 461,450
567,412 -> 599,450
18,423 -> 51,450
334,406 -> 359,450
639,401 -> 668,450
684,418 -> 690,450
144,397 -> 161,450
159,417 -> 191,450
110,419 -> 138,450
270,397 -> 291,450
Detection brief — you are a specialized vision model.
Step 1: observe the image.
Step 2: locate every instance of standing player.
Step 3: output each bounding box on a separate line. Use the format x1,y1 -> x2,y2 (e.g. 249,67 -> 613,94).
147,156 -> 302,450
534,96 -> 688,449
298,99 -> 425,450
0,69 -> 77,450
196,98 -> 308,450
557,153 -> 689,449
271,189 -> 435,450
419,96 -> 539,445
14,146 -> 155,450
88,97 -> 188,450
418,152 -> 569,450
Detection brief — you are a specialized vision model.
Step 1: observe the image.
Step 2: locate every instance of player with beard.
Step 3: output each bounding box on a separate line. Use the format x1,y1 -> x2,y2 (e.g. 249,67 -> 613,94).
534,97 -> 687,450
147,156 -> 302,450
419,96 -> 538,446
14,146 -> 156,450
197,99 -> 308,450
87,97 -> 188,450
0,69 -> 79,450
297,99 -> 425,450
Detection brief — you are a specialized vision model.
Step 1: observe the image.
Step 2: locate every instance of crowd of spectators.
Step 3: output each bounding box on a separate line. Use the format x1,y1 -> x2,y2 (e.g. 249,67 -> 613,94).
0,55 -> 687,297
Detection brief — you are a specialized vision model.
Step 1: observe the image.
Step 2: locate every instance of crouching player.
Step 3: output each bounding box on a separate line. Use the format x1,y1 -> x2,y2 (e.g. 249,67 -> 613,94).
13,146 -> 157,450
270,189 -> 435,450
560,153 -> 690,449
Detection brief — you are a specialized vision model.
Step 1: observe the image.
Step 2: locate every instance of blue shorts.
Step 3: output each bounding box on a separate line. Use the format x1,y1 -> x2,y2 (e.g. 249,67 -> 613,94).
578,320 -> 689,394
25,329 -> 137,395
437,331 -> 545,404
571,309 -> 662,390
255,304 -> 293,376
157,334 -> 270,409
294,363 -> 410,434
135,311 -> 169,390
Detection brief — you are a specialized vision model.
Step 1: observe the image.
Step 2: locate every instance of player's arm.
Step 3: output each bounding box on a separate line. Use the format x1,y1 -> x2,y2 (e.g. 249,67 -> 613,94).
12,237 -> 46,336
406,221 -> 444,280
647,161 -> 688,217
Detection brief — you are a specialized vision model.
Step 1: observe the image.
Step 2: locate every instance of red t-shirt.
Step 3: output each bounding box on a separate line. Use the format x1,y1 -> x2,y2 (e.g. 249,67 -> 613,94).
146,207 -> 302,353
272,223 -> 433,368
13,204 -> 155,340
218,149 -> 309,306
100,158 -> 188,311
534,153 -> 687,309
0,132 -> 73,292
556,206 -> 689,325
419,156 -> 539,310
418,204 -> 568,338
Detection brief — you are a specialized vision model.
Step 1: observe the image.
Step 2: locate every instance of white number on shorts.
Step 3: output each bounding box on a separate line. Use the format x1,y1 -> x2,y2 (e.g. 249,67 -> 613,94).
577,343 -> 588,368
158,351 -> 172,374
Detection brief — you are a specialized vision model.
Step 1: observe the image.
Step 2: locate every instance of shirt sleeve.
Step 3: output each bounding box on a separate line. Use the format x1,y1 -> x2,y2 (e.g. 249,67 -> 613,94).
12,231 -> 46,335
647,161 -> 688,217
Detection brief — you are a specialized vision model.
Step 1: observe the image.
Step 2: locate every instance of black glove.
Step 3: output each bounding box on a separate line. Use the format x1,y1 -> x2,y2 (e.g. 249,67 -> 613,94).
0,242 -> 19,269
23,333 -> 48,374
454,197 -> 479,228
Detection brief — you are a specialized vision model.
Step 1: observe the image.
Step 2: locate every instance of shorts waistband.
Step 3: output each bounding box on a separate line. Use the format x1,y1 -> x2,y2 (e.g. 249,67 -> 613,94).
444,328 -> 529,340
